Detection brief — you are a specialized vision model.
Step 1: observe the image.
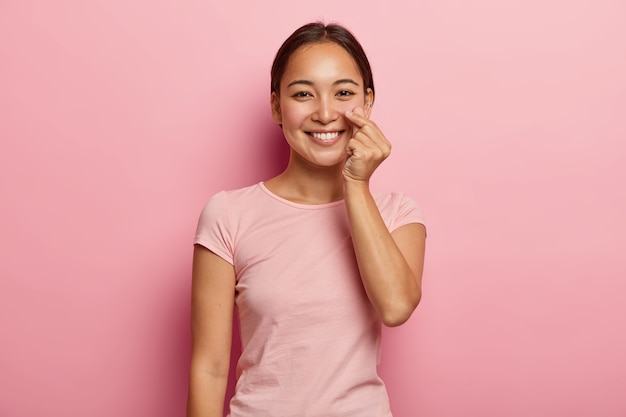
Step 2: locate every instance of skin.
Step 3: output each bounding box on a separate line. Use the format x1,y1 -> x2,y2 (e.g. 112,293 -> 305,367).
187,41 -> 426,417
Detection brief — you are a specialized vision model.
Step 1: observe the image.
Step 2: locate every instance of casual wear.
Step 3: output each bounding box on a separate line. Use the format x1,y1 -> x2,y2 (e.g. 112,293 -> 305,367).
194,182 -> 425,417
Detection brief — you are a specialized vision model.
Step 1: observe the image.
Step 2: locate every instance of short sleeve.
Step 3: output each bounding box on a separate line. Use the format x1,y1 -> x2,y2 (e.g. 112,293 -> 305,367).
194,191 -> 235,265
377,192 -> 426,233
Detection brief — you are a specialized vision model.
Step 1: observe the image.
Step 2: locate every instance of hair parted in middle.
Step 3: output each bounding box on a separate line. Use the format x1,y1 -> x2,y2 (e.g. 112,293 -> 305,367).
270,22 -> 375,96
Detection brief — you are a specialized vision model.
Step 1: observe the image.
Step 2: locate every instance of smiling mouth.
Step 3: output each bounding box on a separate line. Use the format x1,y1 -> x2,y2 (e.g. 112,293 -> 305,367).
307,131 -> 344,142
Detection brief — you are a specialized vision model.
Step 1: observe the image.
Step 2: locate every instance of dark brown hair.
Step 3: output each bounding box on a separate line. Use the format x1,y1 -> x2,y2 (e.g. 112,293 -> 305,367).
270,22 -> 374,96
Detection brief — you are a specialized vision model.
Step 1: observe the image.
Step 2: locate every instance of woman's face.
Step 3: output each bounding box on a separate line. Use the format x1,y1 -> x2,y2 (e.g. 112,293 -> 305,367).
271,42 -> 373,169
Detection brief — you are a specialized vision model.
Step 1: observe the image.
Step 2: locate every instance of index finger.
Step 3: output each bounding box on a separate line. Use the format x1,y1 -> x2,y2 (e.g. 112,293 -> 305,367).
344,108 -> 369,128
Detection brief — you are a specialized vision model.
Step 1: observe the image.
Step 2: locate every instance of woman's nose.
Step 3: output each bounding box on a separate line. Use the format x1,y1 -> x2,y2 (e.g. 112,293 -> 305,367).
312,98 -> 339,124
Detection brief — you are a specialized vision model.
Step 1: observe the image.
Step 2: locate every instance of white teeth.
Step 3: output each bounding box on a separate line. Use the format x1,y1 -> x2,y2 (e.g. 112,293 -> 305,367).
311,131 -> 341,141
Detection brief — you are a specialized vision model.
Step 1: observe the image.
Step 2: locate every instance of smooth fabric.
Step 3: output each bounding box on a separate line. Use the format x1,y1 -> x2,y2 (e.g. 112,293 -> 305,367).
194,182 -> 424,417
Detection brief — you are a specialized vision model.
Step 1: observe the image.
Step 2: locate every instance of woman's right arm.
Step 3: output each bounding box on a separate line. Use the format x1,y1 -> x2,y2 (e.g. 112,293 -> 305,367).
187,245 -> 236,417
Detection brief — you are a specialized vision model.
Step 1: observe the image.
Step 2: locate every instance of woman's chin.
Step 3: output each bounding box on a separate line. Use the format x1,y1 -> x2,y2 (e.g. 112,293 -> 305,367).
310,156 -> 346,170
290,150 -> 345,170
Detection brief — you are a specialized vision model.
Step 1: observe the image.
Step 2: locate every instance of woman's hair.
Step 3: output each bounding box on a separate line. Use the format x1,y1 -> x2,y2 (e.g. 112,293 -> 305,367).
270,22 -> 374,96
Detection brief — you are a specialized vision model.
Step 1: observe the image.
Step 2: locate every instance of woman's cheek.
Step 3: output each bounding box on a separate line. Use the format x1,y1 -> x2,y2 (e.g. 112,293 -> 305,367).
337,101 -> 354,113
282,110 -> 302,128
337,99 -> 364,120
345,97 -> 367,112
281,103 -> 310,127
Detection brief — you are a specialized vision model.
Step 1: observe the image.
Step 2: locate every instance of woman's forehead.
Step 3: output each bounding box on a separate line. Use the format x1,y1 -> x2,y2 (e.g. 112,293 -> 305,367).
282,42 -> 362,85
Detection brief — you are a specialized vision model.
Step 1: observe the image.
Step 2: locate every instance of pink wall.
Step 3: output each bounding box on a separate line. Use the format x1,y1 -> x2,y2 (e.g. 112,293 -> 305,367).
1,1 -> 625,416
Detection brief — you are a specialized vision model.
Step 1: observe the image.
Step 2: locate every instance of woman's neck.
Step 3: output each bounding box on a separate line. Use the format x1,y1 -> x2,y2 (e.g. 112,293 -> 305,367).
264,156 -> 345,205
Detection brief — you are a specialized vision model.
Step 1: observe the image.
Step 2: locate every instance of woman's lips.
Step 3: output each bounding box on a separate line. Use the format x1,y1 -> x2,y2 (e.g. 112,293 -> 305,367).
307,130 -> 345,145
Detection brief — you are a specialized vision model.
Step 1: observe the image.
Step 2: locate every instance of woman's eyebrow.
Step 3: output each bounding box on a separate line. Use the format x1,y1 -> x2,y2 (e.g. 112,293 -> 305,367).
287,79 -> 314,88
333,78 -> 360,86
286,78 -> 361,88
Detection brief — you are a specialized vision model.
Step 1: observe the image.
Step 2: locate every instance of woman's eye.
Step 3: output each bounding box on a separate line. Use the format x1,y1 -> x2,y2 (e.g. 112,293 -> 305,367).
337,90 -> 354,97
293,91 -> 312,98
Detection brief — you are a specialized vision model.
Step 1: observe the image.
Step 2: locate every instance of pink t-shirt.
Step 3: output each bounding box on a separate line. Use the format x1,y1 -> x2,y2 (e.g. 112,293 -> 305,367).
194,182 -> 425,417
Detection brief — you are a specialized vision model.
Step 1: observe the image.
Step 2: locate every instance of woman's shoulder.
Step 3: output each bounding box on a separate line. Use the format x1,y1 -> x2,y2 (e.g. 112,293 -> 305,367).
204,182 -> 264,204
373,191 -> 425,229
197,183 -> 263,219
373,190 -> 419,208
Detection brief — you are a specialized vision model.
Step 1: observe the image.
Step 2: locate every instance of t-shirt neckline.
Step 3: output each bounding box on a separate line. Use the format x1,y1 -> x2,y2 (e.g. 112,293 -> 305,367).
258,182 -> 345,210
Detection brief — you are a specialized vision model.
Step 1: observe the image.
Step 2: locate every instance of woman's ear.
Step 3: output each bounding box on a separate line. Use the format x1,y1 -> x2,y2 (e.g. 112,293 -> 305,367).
271,92 -> 282,125
364,88 -> 375,118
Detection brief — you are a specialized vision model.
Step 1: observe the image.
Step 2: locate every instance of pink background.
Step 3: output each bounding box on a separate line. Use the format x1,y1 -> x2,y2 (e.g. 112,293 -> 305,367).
1,1 -> 625,416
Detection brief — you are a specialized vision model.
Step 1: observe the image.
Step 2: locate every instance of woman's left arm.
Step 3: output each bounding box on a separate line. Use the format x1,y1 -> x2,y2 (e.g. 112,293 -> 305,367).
345,182 -> 426,327
343,108 -> 426,327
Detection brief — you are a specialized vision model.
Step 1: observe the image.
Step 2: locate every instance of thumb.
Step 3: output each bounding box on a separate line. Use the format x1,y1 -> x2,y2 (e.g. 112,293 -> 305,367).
346,106 -> 365,138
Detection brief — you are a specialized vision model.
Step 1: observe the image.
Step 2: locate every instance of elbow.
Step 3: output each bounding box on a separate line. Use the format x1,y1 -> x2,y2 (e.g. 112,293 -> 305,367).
189,355 -> 231,381
380,292 -> 422,327
381,312 -> 410,327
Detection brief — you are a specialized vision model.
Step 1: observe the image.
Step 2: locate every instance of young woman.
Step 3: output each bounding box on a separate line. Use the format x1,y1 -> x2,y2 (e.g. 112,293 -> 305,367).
187,22 -> 426,417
